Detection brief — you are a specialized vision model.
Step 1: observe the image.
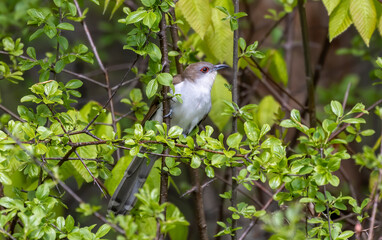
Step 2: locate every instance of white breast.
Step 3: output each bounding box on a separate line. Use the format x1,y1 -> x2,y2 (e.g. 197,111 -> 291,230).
152,73 -> 216,134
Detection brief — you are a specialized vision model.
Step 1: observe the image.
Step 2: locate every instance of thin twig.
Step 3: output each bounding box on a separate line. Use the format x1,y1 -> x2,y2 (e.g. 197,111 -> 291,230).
72,0 -> 118,159
157,10 -> 171,240
3,128 -> 125,234
321,148 -> 332,240
329,98 -> 382,141
238,184 -> 285,240
0,104 -> 24,122
368,169 -> 382,240
342,82 -> 352,110
0,226 -> 16,240
180,178 -> 216,197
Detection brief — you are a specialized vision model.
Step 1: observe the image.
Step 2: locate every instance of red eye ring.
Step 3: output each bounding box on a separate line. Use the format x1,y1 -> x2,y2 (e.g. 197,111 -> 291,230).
200,67 -> 209,73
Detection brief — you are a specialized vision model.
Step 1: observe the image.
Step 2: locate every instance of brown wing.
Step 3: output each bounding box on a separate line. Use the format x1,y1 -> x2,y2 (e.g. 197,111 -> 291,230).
141,74 -> 183,124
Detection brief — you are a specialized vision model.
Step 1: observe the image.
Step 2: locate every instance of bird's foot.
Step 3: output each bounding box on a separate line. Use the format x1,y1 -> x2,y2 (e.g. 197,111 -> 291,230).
164,109 -> 173,118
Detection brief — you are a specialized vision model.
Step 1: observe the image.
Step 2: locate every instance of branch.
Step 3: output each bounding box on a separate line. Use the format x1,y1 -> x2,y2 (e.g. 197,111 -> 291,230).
0,104 -> 24,122
191,168 -> 209,240
238,183 -> 285,240
3,128 -> 125,234
329,98 -> 382,141
297,0 -> 316,128
157,9 -> 171,240
231,1 -> 240,239
72,0 -> 118,146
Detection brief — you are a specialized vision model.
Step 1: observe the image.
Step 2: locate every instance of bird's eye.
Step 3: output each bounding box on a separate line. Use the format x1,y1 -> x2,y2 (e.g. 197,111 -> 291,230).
200,67 -> 209,73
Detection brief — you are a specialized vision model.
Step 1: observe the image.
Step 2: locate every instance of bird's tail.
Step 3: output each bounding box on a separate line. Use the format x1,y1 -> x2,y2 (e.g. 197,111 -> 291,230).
108,153 -> 156,214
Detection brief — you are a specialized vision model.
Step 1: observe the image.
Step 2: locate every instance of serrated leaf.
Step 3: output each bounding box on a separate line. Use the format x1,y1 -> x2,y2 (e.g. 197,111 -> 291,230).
203,7 -> 233,65
322,0 -> 340,15
177,0 -> 211,39
349,0 -> 376,46
329,0 -> 352,42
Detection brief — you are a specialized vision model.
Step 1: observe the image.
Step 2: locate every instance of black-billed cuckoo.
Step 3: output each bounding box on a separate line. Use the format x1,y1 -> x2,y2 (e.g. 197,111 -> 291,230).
108,62 -> 229,214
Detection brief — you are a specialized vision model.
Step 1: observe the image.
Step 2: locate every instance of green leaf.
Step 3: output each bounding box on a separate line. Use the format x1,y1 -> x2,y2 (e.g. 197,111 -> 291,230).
105,156 -> 133,195
65,79 -> 83,89
209,74 -> 232,131
331,100 -> 343,117
244,121 -> 259,142
66,215 -> 75,232
54,59 -> 66,73
44,24 -> 57,39
142,0 -> 156,7
125,10 -> 147,24
58,36 -> 69,50
21,95 -> 39,102
168,126 -> 183,138
227,132 -> 242,149
26,47 -> 36,59
177,0 -> 211,39
322,0 -> 340,15
361,129 -> 375,136
205,165 -> 215,178
256,95 -> 280,126
95,224 -> 111,238
146,42 -> 162,62
238,37 -> 246,52
146,79 -> 158,98
190,155 -> 201,168
0,172 -> 12,185
269,175 -> 281,189
349,0 -> 376,46
328,0 -> 352,42
143,11 -> 157,28
342,118 -> 365,124
203,6 -> 233,65
216,6 -> 230,16
170,167 -> 181,176
338,231 -> 354,239
157,73 -> 173,86
30,28 -> 44,41
36,183 -> 50,199
44,81 -> 59,96
57,22 -> 75,31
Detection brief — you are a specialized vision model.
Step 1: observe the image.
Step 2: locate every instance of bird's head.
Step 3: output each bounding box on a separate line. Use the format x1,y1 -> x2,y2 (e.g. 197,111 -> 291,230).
182,62 -> 229,87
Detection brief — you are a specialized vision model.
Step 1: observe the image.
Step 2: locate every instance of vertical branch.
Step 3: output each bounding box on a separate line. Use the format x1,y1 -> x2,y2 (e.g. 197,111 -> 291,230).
192,168 -> 209,240
297,0 -> 316,128
168,7 -> 209,240
158,9 -> 171,240
231,0 -> 239,239
321,149 -> 331,240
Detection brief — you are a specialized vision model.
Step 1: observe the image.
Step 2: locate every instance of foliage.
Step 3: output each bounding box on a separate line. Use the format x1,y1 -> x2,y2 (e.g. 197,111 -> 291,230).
0,0 -> 381,239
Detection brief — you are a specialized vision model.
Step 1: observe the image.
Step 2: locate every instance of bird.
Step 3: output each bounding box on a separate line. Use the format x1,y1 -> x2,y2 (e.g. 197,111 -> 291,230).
108,61 -> 229,214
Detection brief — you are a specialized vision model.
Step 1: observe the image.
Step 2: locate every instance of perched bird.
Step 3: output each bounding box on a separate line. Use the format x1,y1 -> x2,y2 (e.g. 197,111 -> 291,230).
108,62 -> 229,214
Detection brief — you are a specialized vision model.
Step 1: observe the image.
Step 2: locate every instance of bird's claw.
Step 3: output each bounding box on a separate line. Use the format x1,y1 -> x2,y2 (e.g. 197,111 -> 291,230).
164,109 -> 173,118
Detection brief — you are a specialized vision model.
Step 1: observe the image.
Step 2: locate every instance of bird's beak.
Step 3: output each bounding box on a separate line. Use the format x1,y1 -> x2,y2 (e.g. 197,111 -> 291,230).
213,64 -> 229,71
